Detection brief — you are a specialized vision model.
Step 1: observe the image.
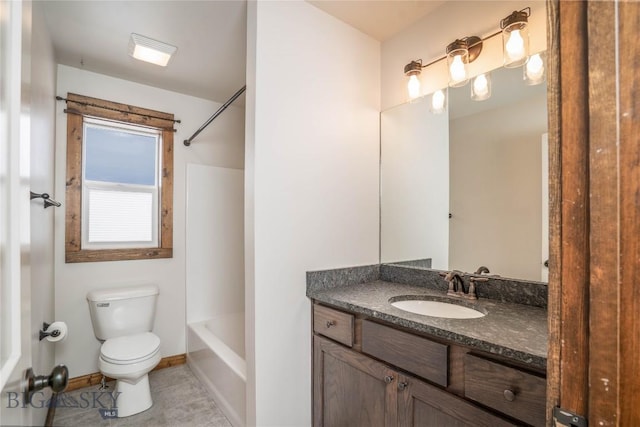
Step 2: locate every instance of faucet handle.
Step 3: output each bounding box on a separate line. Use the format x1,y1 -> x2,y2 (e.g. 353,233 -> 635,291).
474,266 -> 490,275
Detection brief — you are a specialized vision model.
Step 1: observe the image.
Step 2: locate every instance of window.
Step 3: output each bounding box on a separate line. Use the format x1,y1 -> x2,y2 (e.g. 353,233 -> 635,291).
65,93 -> 174,262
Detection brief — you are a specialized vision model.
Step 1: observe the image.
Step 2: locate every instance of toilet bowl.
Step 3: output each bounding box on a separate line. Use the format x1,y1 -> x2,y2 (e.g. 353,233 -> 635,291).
87,285 -> 160,418
99,332 -> 161,417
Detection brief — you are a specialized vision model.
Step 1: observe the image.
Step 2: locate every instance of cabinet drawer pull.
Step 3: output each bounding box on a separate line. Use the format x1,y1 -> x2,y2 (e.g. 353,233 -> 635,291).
503,389 -> 516,402
325,320 -> 336,328
398,381 -> 408,390
384,375 -> 394,384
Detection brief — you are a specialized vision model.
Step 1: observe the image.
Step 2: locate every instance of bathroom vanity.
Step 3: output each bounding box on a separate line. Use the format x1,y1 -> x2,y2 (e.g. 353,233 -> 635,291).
308,265 -> 547,427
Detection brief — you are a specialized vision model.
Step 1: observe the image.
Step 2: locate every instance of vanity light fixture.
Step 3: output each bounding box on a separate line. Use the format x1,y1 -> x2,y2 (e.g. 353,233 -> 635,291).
446,37 -> 482,88
404,60 -> 423,100
524,52 -> 545,85
401,6 -> 538,110
430,89 -> 447,114
129,33 -> 177,67
471,73 -> 492,101
500,8 -> 530,68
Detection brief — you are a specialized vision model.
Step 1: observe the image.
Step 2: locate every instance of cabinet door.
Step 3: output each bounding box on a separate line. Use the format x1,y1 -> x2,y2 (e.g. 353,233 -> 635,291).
397,374 -> 517,427
314,336 -> 397,427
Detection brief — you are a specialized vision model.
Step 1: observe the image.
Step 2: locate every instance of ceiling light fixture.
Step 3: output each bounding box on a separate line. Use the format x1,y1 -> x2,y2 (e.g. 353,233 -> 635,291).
128,33 -> 177,67
500,8 -> 530,68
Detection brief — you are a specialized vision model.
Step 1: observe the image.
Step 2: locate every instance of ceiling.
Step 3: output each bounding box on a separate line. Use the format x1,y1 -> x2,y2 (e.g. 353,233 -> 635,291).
38,0 -> 247,103
308,0 -> 445,41
37,1 -> 444,104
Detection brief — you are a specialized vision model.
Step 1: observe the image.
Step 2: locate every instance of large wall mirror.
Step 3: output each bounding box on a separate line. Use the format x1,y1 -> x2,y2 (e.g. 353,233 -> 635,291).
381,64 -> 548,283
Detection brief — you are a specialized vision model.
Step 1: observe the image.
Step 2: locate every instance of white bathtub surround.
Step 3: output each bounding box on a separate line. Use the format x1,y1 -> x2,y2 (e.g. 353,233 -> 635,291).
186,164 -> 245,426
186,165 -> 245,325
188,314 -> 246,427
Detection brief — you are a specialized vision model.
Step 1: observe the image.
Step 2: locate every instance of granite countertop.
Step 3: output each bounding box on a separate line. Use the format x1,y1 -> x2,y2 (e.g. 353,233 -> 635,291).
308,280 -> 548,370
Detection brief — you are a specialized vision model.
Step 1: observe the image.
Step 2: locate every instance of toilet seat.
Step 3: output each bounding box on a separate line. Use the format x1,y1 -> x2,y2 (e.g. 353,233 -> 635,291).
100,332 -> 160,365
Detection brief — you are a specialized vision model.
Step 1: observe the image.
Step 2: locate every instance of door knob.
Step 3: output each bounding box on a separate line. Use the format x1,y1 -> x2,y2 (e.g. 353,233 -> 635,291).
24,365 -> 68,403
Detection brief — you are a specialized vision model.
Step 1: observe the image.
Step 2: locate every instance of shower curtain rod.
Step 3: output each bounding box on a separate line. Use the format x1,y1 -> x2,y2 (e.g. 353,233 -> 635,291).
183,85 -> 246,147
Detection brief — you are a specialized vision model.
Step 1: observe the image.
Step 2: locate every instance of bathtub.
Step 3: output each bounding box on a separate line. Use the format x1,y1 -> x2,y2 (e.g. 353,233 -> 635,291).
187,313 -> 246,427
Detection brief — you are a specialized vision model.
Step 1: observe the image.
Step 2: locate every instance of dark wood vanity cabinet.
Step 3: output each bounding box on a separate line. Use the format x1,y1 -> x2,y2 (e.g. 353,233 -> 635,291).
312,303 -> 546,427
314,336 -> 397,426
397,372 -> 516,427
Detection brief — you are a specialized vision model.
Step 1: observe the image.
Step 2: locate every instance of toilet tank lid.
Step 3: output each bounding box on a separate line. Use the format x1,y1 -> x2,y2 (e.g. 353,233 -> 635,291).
87,285 -> 159,302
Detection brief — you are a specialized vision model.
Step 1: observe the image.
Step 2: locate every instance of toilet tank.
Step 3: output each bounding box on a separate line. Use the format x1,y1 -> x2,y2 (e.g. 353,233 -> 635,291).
87,284 -> 159,340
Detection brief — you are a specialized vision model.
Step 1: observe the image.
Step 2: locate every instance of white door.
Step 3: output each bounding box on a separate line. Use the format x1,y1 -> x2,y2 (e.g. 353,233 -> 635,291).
0,0 -> 34,425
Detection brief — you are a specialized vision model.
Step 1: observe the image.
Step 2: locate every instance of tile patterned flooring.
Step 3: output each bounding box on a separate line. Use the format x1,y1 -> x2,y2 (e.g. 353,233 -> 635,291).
52,365 -> 232,427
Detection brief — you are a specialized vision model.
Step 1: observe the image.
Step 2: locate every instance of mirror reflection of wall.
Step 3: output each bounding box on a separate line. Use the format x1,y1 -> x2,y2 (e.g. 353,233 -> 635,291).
449,66 -> 547,281
380,99 -> 449,269
381,66 -> 548,283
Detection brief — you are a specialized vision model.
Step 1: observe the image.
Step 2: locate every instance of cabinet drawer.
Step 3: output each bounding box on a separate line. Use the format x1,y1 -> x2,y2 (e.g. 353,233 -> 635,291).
313,305 -> 354,347
361,320 -> 448,387
464,354 -> 546,427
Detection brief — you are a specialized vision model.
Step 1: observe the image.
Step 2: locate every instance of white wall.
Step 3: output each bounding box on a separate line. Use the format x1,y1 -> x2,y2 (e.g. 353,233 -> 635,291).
449,93 -> 547,281
54,65 -> 245,377
380,100 -> 449,268
29,4 -> 57,425
246,1 -> 380,425
381,1 -> 547,110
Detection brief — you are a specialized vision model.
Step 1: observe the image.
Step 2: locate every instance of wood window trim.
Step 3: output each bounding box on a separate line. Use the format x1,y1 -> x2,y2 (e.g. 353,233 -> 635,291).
64,93 -> 174,263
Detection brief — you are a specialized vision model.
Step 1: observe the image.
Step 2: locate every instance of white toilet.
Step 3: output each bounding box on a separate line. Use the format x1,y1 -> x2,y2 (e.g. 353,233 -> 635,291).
87,284 -> 161,418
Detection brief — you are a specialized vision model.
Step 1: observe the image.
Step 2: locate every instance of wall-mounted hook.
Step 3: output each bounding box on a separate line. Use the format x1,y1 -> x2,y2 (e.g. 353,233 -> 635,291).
30,191 -> 61,208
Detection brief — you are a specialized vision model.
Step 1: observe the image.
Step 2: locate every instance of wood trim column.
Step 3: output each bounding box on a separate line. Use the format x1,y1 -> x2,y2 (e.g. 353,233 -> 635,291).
586,1 -> 618,424
545,1 -> 561,423
547,0 -> 591,423
618,2 -> 640,425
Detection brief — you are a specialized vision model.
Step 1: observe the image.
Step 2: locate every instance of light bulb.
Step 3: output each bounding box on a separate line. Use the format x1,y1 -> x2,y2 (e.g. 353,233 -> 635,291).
407,75 -> 421,99
525,53 -> 544,83
471,74 -> 491,101
431,90 -> 446,114
505,29 -> 525,61
473,74 -> 489,97
449,55 -> 466,84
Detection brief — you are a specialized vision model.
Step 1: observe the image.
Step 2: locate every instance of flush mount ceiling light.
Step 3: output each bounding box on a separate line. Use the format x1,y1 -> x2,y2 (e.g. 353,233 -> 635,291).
128,33 -> 177,67
404,60 -> 423,100
501,8 -> 530,68
446,36 -> 482,88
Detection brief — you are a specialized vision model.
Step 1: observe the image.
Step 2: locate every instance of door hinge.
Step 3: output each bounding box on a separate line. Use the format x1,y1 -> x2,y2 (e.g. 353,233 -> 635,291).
553,407 -> 587,427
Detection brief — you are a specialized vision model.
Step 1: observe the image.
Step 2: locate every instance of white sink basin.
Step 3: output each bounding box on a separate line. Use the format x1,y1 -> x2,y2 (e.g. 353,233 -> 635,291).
390,299 -> 486,319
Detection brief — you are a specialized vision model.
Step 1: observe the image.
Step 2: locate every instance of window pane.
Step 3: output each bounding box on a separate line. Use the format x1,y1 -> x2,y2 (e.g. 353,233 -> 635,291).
88,188 -> 154,243
85,124 -> 158,185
